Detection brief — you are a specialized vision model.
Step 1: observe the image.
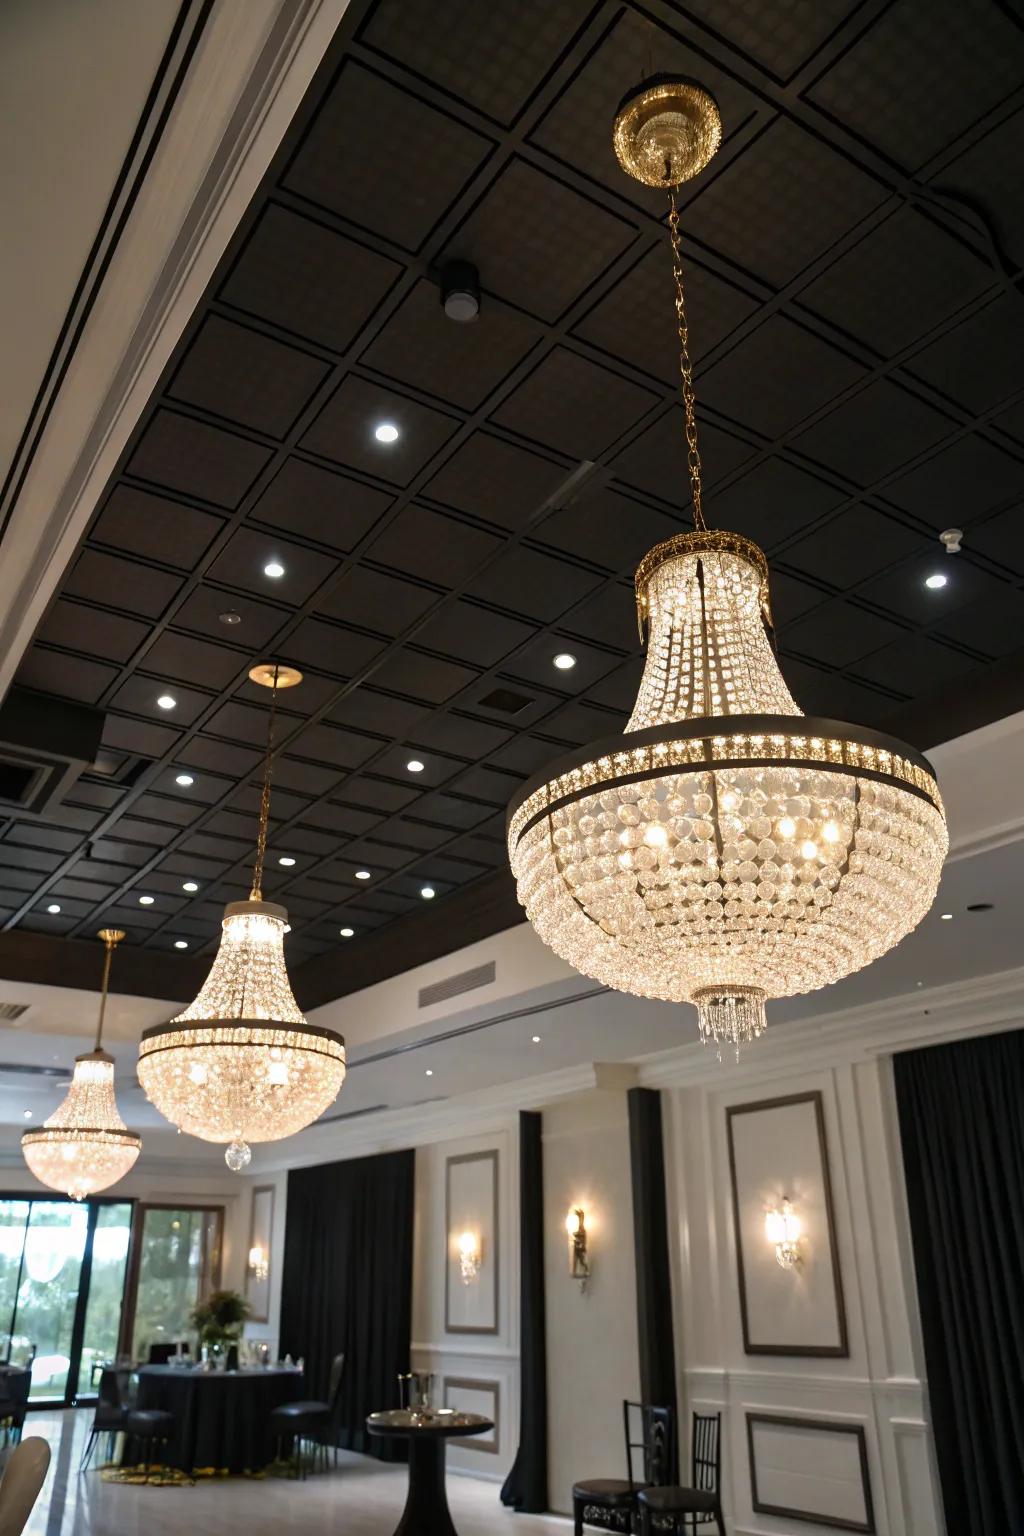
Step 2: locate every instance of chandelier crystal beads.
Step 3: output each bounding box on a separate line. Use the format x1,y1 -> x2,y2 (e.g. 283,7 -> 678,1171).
506,80 -> 948,1054
23,929 -> 141,1200
137,665 -> 346,1166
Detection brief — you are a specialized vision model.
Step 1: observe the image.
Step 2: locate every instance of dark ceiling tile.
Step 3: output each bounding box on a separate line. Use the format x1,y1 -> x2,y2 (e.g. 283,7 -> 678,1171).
359,278 -> 539,410
328,687 -> 429,739
292,722 -> 380,770
580,657 -> 644,716
424,433 -> 568,532
536,487 -> 682,573
505,633 -> 623,693
410,853 -> 494,886
413,600 -> 535,667
368,506 -> 503,587
612,409 -> 755,505
792,379 -> 952,486
443,158 -> 637,323
318,567 -> 438,635
387,819 -> 452,853
685,118 -> 885,287
252,460 -> 392,553
204,700 -> 274,747
491,348 -> 659,459
940,107 -> 1024,268
853,634 -> 981,694
679,0 -> 856,79
935,587 -> 1024,657
175,736 -> 263,779
168,315 -> 330,438
451,763 -> 525,806
302,801 -> 382,837
205,526 -> 337,606
16,649 -> 118,705
467,546 -> 603,622
905,292 -> 1024,413
221,203 -> 402,353
284,617 -> 384,678
859,553 -> 1003,626
543,699 -> 620,745
770,571 -> 831,629
142,632 -> 245,692
173,585 -> 290,648
412,792 -> 496,832
887,436 -> 1024,525
785,665 -> 902,726
781,506 -> 927,587
782,600 -> 908,668
488,733 -> 565,775
273,757 -> 340,797
560,579 -> 638,653
409,714 -> 511,759
38,600 -> 148,664
234,669 -> 340,719
369,649 -> 479,704
128,792 -> 204,830
5,824 -> 82,855
108,676 -> 213,728
64,550 -> 183,620
967,506 -> 1024,578
0,844 -> 63,874
368,743 -> 463,782
301,375 -> 461,486
798,205 -> 995,356
573,246 -> 759,382
128,410 -> 272,510
339,776 -> 419,814
691,458 -> 838,551
90,486 -> 225,571
361,0 -> 593,125
285,60 -> 493,251
699,316 -> 865,438
807,0 -> 1024,172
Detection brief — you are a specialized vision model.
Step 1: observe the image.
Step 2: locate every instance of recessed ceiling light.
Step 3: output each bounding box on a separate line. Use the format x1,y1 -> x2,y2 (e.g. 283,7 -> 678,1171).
139,895 -> 155,906
339,927 -> 354,938
182,881 -> 199,893
940,912 -> 953,920
175,773 -> 194,787
355,870 -> 371,881
406,759 -> 425,773
219,610 -> 242,626
278,856 -> 296,867
264,560 -> 285,579
421,886 -> 436,900
46,904 -> 61,915
156,694 -> 177,711
925,573 -> 948,590
374,422 -> 399,444
174,940 -> 188,950
532,1035 -> 541,1043
425,1068 -> 433,1076
22,1111 -> 31,1121
553,652 -> 577,671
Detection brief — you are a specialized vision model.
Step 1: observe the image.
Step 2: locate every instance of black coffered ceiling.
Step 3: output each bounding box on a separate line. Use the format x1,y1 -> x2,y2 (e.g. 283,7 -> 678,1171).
5,0 -> 1024,995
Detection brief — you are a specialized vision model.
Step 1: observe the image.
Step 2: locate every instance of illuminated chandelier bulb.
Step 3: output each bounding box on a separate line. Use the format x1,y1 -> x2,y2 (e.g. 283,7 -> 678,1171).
22,930 -> 141,1199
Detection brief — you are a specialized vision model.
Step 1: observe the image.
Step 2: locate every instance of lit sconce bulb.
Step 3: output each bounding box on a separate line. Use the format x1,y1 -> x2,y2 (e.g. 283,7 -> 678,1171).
457,1230 -> 480,1284
565,1206 -> 590,1289
777,817 -> 796,840
765,1198 -> 802,1269
248,1244 -> 269,1282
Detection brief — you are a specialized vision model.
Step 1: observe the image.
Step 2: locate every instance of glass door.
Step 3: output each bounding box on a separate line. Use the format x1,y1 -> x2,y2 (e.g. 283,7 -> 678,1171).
126,1206 -> 223,1361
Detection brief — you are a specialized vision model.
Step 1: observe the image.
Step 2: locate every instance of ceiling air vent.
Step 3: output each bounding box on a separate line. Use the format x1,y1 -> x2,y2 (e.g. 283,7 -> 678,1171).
0,688 -> 105,818
0,1004 -> 29,1023
418,960 -> 496,1010
477,686 -> 534,715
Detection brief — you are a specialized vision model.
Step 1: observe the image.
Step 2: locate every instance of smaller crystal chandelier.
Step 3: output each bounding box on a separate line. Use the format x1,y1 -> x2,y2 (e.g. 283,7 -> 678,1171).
23,929 -> 141,1200
138,663 -> 347,1170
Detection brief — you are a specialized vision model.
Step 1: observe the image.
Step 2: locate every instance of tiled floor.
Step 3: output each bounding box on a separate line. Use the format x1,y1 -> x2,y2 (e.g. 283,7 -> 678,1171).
17,1409 -> 569,1535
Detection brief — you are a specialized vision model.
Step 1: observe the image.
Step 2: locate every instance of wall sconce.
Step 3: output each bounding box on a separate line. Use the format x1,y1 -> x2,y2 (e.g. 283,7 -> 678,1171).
566,1206 -> 590,1290
248,1244 -> 269,1282
457,1230 -> 481,1284
765,1199 -> 802,1269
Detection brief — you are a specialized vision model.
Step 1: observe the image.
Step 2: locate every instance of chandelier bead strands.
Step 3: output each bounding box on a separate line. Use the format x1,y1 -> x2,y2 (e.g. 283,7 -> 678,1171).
137,664 -> 347,1169
22,929 -> 141,1200
506,79 -> 948,1057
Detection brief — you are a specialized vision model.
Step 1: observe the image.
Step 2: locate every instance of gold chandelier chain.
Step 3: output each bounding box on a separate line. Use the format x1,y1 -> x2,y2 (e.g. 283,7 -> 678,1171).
668,189 -> 706,533
250,665 -> 281,901
94,929 -> 122,1051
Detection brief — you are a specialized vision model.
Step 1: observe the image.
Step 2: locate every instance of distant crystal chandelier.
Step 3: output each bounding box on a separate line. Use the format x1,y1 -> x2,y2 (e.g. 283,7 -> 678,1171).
23,929 -> 141,1199
507,78 -> 948,1056
138,664 -> 346,1168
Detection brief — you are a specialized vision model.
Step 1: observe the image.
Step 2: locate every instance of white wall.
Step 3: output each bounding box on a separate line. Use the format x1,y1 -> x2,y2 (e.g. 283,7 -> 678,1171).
662,1056 -> 942,1536
239,1167 -> 288,1354
543,1090 -> 641,1515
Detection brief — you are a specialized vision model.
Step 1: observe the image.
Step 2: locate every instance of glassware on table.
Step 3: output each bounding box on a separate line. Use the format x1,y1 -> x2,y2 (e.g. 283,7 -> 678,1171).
397,1371 -> 435,1411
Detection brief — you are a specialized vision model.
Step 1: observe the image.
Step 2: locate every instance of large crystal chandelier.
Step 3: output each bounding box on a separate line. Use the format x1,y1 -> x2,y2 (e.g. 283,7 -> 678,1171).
138,664 -> 346,1169
23,929 -> 141,1199
507,79 -> 948,1056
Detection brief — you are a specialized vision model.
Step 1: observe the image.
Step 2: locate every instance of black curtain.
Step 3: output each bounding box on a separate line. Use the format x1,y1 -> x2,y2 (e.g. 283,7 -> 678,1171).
894,1031 -> 1024,1532
279,1148 -> 414,1459
628,1087 -> 679,1476
501,1110 -> 548,1512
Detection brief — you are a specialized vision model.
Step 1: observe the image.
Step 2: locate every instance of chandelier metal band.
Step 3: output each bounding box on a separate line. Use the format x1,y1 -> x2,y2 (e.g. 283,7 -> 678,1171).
138,1018 -> 347,1053
635,529 -> 774,638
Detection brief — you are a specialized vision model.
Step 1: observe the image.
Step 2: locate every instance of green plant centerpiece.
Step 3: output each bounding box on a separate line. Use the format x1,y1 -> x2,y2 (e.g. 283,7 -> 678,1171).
191,1288 -> 250,1349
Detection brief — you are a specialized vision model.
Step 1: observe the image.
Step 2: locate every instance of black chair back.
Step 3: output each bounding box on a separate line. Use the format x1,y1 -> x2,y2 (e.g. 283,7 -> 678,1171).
98,1367 -> 130,1410
691,1411 -> 721,1494
327,1353 -> 346,1414
147,1343 -> 188,1365
623,1401 -> 675,1490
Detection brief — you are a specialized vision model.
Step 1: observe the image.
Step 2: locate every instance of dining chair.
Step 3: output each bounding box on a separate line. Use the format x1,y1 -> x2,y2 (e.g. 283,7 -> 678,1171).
0,1437 -> 50,1536
270,1353 -> 346,1478
0,1372 -> 31,1448
80,1368 -> 130,1472
572,1401 -> 675,1534
636,1411 -> 725,1535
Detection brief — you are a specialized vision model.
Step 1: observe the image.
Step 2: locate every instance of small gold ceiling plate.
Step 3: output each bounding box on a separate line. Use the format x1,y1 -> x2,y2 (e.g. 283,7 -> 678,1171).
97,928 -> 125,946
613,77 -> 722,188
248,662 -> 303,690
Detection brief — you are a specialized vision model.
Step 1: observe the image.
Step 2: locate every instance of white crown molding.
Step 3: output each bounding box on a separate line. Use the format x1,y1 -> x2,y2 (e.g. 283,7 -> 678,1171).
0,0 -> 351,697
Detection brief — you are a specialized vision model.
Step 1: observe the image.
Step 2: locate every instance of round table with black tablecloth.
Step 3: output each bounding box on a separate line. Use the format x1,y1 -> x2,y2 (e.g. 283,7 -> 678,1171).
367,1409 -> 494,1536
124,1366 -> 304,1473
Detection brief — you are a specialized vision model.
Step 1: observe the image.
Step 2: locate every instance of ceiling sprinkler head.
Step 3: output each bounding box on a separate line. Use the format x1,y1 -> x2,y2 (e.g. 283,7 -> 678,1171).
939,527 -> 963,555
440,260 -> 480,323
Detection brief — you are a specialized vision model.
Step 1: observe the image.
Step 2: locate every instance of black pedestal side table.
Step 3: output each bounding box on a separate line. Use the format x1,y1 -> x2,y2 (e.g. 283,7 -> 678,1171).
366,1408 -> 494,1536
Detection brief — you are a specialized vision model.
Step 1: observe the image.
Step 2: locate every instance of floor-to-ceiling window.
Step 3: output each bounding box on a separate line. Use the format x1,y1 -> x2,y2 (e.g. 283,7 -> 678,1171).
125,1206 -> 223,1361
